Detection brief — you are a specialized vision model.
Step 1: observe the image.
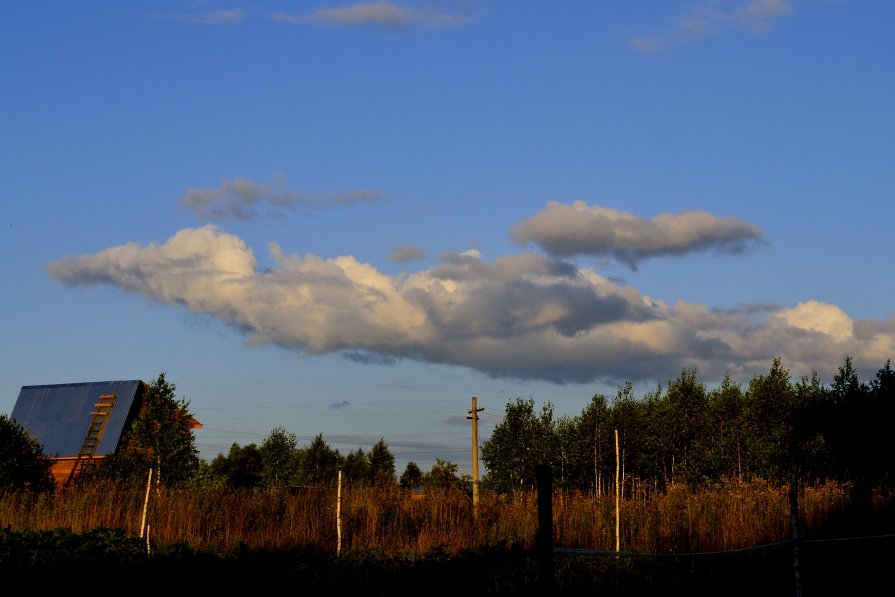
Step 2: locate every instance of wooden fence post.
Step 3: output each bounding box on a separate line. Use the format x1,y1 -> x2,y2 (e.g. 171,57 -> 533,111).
337,470 -> 343,557
536,464 -> 554,594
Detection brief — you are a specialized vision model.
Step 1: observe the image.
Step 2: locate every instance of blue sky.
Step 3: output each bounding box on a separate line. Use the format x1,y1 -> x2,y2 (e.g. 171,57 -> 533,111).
3,1 -> 893,476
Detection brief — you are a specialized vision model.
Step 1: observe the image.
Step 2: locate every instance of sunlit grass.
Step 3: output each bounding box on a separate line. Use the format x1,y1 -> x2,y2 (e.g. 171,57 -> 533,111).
0,479 -> 883,557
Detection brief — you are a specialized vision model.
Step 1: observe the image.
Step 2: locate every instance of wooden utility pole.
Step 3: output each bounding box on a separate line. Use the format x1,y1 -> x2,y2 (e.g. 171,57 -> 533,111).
467,397 -> 484,509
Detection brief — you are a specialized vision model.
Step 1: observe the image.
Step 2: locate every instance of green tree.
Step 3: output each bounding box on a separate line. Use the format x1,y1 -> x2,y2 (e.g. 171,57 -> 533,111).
210,442 -> 262,488
298,434 -> 343,487
95,372 -> 200,487
867,359 -> 895,487
554,414 -> 579,492
608,381 -> 651,488
870,359 -> 895,398
699,374 -> 747,481
343,447 -> 371,487
634,383 -> 667,485
0,414 -> 56,493
481,397 -> 558,494
823,356 -> 876,491
368,438 -> 396,487
399,461 -> 423,489
741,357 -> 798,482
186,459 -> 228,491
555,393 -> 613,494
260,426 -> 301,488
423,458 -> 469,493
659,368 -> 708,485
792,369 -> 830,483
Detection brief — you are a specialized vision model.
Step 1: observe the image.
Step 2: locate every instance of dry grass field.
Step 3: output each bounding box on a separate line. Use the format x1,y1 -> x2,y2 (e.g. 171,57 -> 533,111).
2,479 -> 893,595
0,478 -> 874,556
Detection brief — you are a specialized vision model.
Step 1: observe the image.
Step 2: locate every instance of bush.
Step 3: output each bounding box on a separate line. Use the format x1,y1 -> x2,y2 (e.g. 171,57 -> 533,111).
0,414 -> 55,493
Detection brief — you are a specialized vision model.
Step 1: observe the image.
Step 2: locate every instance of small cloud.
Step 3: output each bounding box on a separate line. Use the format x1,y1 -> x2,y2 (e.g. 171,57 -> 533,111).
343,350 -> 400,365
390,245 -> 426,263
326,190 -> 381,206
330,400 -> 352,409
511,201 -> 764,269
629,0 -> 796,52
628,36 -> 665,53
272,1 -> 476,31
735,0 -> 794,32
154,9 -> 247,25
442,415 -> 471,427
180,177 -> 382,221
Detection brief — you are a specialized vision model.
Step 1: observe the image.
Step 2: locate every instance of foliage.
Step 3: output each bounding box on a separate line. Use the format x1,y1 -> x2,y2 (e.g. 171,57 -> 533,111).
343,447 -> 371,487
554,393 -> 613,494
739,357 -> 798,482
422,458 -> 470,493
341,440 -> 398,488
208,430 -> 397,491
480,397 -> 558,494
399,461 -> 423,489
92,372 -> 200,487
210,442 -> 262,489
0,527 -> 146,570
260,426 -> 301,488
297,434 -> 343,487
368,438 -> 397,487
813,357 -> 895,492
481,356 -> 895,499
608,381 -> 654,488
698,374 -> 747,481
0,414 -> 55,493
657,368 -> 709,485
867,359 -> 895,487
185,459 -> 228,491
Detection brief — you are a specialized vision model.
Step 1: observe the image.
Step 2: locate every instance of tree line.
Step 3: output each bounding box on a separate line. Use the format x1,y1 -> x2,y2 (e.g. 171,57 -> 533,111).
2,356 -> 893,497
195,429 -> 470,492
480,356 -> 894,497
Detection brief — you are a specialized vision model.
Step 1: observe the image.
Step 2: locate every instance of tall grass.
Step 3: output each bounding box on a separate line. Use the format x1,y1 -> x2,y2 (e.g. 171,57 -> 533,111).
0,479 -> 879,557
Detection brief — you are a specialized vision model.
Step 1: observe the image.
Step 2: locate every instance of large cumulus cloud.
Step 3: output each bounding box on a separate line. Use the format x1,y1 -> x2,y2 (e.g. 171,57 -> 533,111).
46,212 -> 894,386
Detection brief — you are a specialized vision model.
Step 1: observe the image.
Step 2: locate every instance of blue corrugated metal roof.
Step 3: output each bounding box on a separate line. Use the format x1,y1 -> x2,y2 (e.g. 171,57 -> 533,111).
10,380 -> 145,458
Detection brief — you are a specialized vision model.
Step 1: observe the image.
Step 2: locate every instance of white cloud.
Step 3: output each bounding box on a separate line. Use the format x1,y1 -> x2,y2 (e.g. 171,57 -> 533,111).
156,9 -> 247,25
629,0 -> 796,52
273,1 -> 476,31
46,223 -> 893,386
735,0 -> 794,32
511,201 -> 763,269
774,300 -> 854,341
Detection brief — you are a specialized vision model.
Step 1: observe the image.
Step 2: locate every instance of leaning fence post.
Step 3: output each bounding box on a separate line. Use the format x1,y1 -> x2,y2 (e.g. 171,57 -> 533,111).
140,465 -> 153,540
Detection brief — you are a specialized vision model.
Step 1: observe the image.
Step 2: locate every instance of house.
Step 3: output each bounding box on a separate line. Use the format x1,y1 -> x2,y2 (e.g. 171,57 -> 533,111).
10,380 -> 201,488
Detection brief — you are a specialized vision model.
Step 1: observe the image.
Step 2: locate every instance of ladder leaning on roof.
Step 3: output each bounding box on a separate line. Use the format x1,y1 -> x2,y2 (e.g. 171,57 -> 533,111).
64,393 -> 117,488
